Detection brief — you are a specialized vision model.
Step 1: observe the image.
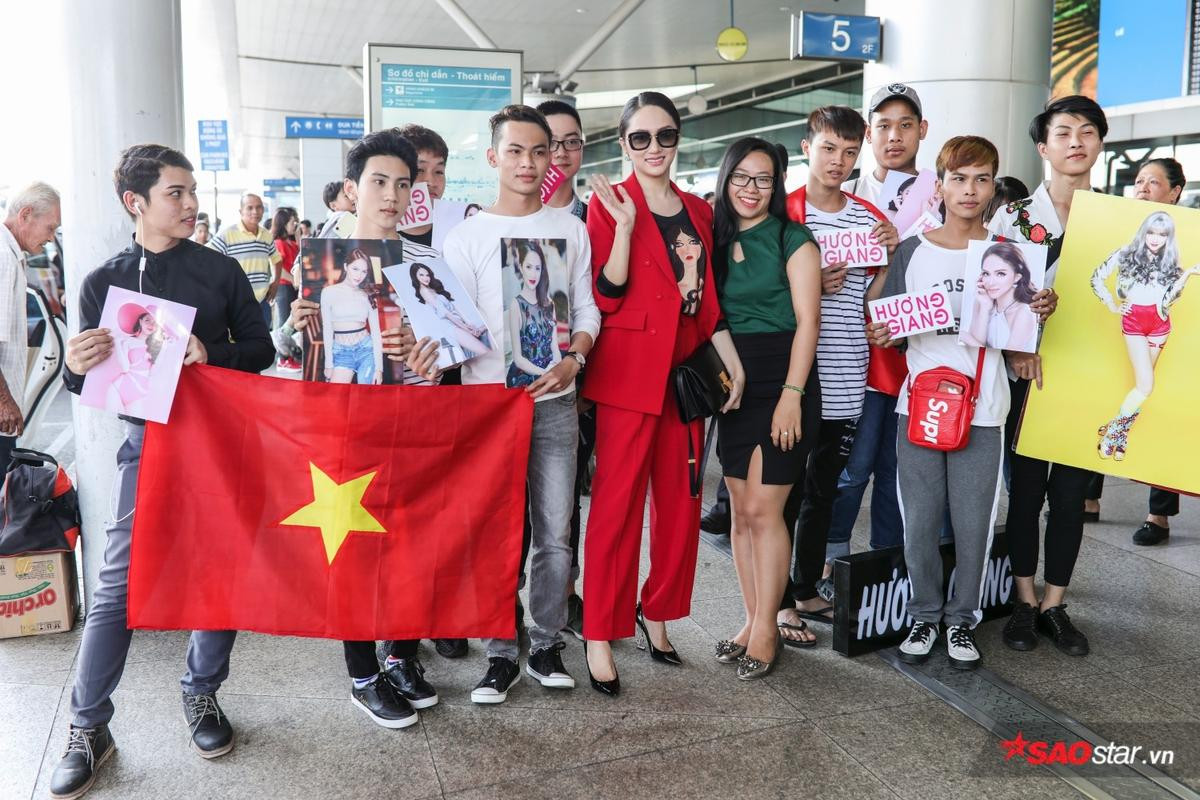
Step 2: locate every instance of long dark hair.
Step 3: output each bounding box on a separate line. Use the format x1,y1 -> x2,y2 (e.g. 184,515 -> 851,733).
511,240 -> 550,307
713,136 -> 789,267
982,242 -> 1038,304
337,247 -> 378,308
409,262 -> 454,303
271,206 -> 298,242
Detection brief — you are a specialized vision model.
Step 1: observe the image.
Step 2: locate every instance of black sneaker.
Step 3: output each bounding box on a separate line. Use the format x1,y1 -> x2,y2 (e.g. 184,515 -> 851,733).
471,657 -> 521,704
946,625 -> 981,670
563,593 -> 584,641
700,506 -> 731,535
526,642 -> 576,689
433,638 -> 468,659
1002,601 -> 1040,652
384,657 -> 439,709
1038,604 -> 1090,656
1132,521 -> 1170,546
350,675 -> 418,729
182,691 -> 234,758
49,725 -> 115,800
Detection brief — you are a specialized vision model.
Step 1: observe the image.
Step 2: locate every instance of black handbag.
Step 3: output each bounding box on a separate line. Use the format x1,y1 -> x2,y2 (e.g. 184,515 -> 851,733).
671,341 -> 732,497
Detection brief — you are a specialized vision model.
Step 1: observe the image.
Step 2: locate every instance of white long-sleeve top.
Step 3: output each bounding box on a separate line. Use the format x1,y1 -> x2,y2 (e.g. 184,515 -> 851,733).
441,205 -> 600,402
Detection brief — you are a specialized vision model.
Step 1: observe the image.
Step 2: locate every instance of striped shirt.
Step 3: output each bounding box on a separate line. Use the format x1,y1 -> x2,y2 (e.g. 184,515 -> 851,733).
209,222 -> 281,302
805,197 -> 876,420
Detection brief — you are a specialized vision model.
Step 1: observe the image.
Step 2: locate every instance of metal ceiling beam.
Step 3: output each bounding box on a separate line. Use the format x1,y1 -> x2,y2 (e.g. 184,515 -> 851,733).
433,0 -> 498,49
555,0 -> 645,84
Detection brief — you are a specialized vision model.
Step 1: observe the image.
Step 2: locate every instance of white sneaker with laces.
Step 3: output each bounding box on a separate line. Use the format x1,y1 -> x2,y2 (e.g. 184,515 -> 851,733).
946,625 -> 981,670
898,621 -> 938,663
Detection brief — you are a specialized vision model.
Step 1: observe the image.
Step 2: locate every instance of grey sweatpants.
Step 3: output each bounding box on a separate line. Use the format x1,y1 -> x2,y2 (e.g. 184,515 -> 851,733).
71,422 -> 237,728
896,421 -> 1003,630
484,392 -> 578,661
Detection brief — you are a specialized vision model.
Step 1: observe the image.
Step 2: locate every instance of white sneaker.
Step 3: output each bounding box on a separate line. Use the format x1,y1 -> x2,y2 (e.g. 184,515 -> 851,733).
946,625 -> 981,670
898,621 -> 938,663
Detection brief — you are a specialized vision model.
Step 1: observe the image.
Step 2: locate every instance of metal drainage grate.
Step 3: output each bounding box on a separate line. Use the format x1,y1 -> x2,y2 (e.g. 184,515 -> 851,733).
878,649 -> 1200,800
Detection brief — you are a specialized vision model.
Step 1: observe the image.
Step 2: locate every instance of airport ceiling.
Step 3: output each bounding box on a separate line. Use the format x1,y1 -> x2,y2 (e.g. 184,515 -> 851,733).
213,0 -> 862,179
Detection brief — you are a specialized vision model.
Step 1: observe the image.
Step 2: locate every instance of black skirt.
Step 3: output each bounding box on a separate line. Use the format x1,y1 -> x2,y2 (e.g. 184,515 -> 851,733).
717,331 -> 821,485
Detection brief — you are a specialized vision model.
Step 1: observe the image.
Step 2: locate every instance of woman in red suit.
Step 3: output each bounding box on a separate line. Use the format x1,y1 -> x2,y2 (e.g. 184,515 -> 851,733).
583,92 -> 744,695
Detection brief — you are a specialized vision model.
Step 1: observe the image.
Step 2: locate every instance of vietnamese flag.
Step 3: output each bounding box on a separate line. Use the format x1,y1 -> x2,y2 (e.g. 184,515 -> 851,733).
127,365 -> 533,641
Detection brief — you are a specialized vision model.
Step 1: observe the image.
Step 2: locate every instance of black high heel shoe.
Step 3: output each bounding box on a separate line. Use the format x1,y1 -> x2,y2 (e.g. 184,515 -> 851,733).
636,603 -> 682,666
584,640 -> 620,696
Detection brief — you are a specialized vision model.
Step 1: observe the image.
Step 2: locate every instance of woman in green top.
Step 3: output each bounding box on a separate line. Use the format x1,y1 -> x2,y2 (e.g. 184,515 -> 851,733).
711,137 -> 822,679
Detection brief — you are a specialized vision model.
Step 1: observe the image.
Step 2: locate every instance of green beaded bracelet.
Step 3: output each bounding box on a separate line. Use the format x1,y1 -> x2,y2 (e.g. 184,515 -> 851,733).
783,384 -> 805,395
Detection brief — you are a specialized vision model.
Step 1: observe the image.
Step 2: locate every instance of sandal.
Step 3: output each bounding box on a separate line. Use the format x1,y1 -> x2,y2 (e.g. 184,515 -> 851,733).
777,619 -> 817,649
796,606 -> 834,626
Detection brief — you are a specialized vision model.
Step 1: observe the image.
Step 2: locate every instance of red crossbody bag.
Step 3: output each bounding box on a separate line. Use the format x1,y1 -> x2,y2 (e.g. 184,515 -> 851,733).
905,346 -> 987,451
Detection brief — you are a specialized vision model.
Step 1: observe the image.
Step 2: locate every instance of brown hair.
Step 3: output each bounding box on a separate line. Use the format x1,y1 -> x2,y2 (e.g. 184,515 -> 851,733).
935,136 -> 999,179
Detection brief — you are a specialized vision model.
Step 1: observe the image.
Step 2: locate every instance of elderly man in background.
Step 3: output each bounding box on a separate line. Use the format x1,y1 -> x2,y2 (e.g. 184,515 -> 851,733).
209,192 -> 280,327
0,182 -> 61,464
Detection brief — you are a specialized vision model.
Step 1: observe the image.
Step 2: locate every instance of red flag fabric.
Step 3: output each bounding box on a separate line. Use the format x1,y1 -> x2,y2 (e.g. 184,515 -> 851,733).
127,365 -> 532,641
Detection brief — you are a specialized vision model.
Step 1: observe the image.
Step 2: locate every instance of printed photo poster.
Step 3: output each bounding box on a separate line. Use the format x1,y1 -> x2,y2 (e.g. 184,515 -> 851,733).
892,169 -> 942,237
299,238 -> 404,385
500,237 -> 571,388
382,259 -> 494,370
1017,191 -> 1200,495
957,240 -> 1047,354
79,287 -> 195,424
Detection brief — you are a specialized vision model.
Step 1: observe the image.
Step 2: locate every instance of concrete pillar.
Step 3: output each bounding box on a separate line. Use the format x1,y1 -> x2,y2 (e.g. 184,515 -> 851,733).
300,139 -> 345,223
60,0 -> 185,604
862,0 -> 1053,189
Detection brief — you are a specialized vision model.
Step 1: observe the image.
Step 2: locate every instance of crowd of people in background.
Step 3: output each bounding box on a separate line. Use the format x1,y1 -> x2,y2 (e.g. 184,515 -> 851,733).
0,80 -> 1186,800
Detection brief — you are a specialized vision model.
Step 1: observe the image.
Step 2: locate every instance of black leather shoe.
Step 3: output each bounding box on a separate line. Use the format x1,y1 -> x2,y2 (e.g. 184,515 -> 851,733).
384,657 -> 439,709
1038,604 -> 1090,657
635,603 -> 682,665
433,638 -> 468,659
700,506 -> 731,535
471,657 -> 521,704
182,691 -> 234,758
351,675 -> 418,729
1002,601 -> 1040,651
1132,521 -> 1170,546
49,725 -> 115,799
584,640 -> 620,697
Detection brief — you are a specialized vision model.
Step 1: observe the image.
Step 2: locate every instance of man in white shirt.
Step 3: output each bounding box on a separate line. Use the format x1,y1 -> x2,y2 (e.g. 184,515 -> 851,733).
0,182 -> 61,464
843,83 -> 928,205
409,105 -> 600,704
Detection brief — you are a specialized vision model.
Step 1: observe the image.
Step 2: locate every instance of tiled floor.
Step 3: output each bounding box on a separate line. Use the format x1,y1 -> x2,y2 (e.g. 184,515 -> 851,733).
2,469 -> 1198,799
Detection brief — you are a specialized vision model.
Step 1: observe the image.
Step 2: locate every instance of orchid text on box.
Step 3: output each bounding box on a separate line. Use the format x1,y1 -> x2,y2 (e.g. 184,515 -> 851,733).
398,182 -> 434,231
869,289 -> 953,337
814,226 -> 886,269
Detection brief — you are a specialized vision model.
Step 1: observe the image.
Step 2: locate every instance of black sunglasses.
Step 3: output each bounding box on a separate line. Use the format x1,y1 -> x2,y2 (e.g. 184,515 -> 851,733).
625,128 -> 680,151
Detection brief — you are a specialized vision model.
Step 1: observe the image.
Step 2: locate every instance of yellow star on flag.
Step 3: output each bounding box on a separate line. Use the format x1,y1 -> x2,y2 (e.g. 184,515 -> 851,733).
280,463 -> 387,565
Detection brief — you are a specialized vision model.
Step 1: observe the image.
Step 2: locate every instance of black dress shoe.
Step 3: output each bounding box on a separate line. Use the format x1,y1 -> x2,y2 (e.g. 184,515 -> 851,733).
1037,604 -> 1090,657
584,641 -> 620,697
433,638 -> 468,659
635,603 -> 682,665
49,724 -> 115,800
700,506 -> 731,535
384,657 -> 439,709
1002,601 -> 1040,651
351,675 -> 418,729
1132,521 -> 1170,546
182,691 -> 234,758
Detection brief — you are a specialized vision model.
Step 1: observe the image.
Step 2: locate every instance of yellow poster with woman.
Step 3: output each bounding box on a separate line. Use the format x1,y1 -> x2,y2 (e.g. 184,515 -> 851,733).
1017,191 -> 1200,495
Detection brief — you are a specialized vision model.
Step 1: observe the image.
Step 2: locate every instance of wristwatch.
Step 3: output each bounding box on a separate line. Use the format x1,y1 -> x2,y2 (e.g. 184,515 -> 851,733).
565,350 -> 586,368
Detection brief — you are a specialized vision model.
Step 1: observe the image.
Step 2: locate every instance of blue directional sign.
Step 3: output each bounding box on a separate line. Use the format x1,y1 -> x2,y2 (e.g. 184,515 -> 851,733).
198,120 -> 229,172
263,178 -> 301,189
284,116 -> 364,139
791,12 -> 882,63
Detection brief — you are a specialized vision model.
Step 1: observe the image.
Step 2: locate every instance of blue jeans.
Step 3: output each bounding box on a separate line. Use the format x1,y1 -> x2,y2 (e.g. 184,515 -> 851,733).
826,391 -> 901,561
331,337 -> 375,384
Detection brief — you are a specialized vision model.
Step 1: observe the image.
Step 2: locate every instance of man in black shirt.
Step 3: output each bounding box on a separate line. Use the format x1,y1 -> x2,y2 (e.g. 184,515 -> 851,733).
50,144 -> 272,800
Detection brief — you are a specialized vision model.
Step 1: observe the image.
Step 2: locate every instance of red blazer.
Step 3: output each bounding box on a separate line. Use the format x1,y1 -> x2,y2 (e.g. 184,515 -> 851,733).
584,175 -> 721,415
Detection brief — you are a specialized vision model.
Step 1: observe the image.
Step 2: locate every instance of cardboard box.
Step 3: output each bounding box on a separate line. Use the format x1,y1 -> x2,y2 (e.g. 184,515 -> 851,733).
0,551 -> 79,639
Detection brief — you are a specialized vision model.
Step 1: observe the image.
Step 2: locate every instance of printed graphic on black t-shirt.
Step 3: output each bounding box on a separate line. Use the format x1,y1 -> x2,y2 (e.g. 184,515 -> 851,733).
653,209 -> 704,316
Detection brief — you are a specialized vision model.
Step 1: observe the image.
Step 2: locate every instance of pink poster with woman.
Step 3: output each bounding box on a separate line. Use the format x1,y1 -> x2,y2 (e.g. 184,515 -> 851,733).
79,287 -> 196,423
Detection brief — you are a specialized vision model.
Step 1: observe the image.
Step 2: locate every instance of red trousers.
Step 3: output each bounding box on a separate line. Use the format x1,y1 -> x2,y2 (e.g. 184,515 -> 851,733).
583,317 -> 705,641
